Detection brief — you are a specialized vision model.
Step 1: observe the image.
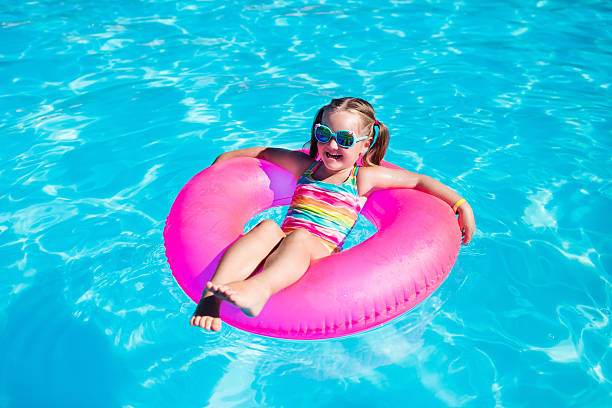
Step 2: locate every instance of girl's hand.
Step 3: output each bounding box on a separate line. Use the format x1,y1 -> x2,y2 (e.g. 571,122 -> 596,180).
457,202 -> 475,245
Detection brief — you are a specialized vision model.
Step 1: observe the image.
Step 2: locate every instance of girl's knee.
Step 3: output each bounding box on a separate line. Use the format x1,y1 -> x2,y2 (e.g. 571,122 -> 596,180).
256,219 -> 284,237
285,228 -> 312,242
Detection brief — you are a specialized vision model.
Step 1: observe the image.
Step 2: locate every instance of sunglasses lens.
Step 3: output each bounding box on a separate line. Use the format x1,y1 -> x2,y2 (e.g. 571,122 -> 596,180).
315,125 -> 331,143
336,131 -> 354,148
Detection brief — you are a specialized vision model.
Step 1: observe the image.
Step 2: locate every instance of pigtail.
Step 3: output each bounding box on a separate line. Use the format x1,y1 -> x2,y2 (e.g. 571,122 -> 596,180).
363,121 -> 390,166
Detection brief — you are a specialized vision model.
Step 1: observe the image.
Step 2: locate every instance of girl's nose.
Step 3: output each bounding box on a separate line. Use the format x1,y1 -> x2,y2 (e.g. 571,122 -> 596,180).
328,137 -> 339,149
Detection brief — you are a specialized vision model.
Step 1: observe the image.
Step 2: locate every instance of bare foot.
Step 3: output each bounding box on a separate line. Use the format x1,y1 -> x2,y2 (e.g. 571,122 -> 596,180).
190,293 -> 222,331
206,280 -> 270,317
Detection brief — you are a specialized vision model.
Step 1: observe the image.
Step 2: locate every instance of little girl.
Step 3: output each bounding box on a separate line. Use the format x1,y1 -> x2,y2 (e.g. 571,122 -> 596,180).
190,97 -> 475,332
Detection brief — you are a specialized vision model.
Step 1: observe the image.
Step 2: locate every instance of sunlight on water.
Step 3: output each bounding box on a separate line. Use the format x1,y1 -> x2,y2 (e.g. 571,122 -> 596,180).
1,0 -> 610,407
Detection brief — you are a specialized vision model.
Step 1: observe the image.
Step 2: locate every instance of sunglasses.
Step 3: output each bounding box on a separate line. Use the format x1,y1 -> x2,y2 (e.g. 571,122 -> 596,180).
314,124 -> 369,148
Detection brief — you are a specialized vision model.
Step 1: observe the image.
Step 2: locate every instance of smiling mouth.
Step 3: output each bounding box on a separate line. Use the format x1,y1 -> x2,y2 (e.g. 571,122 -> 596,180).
325,152 -> 342,160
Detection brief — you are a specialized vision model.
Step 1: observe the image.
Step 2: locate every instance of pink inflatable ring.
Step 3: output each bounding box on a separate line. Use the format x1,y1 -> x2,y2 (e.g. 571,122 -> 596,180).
164,157 -> 461,340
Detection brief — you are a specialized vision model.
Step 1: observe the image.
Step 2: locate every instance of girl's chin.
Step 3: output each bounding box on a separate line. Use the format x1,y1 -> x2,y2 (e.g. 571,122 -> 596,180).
320,159 -> 349,171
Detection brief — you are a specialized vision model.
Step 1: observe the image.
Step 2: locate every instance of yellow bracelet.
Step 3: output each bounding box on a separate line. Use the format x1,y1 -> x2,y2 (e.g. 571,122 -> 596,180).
453,198 -> 467,214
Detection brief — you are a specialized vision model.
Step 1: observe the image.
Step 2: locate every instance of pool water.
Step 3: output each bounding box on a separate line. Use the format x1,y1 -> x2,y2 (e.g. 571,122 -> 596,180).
1,0 -> 610,407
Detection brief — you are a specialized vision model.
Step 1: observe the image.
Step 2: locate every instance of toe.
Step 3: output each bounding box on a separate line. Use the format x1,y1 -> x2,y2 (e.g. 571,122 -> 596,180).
204,317 -> 212,331
206,282 -> 218,295
213,285 -> 225,296
225,288 -> 237,300
211,318 -> 222,332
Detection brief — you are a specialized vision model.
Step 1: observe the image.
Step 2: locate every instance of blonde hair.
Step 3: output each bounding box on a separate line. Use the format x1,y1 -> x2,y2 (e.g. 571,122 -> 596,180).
306,97 -> 389,166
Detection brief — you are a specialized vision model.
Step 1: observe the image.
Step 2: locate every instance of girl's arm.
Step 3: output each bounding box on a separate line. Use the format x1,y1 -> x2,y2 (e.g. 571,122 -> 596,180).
213,147 -> 313,180
359,166 -> 475,245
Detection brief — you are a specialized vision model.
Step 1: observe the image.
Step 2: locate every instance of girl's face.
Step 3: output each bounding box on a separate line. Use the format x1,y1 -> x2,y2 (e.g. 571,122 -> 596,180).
318,111 -> 371,172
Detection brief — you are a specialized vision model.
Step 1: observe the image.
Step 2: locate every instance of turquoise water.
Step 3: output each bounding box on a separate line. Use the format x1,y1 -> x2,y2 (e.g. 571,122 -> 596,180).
1,0 -> 611,406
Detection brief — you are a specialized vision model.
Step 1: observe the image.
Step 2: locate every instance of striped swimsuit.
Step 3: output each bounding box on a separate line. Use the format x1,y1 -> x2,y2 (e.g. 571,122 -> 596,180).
281,161 -> 362,253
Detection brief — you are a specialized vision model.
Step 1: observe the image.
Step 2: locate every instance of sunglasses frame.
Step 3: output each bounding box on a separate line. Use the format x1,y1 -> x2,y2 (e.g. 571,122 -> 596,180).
314,124 -> 369,149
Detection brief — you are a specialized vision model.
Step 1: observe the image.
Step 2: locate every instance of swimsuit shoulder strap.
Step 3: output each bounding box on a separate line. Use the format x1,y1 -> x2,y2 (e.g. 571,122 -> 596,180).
336,165 -> 359,195
347,165 -> 359,184
303,160 -> 319,178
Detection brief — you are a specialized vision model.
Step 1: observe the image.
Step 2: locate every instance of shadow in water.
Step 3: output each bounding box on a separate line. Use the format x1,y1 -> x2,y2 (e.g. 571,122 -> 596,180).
0,280 -> 129,408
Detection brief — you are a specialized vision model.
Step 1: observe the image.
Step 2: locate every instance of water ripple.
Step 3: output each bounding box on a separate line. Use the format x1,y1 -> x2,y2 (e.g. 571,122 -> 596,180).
1,0 -> 611,406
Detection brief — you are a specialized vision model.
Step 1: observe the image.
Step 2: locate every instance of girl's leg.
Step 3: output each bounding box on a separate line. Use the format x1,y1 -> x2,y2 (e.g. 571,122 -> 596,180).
191,219 -> 285,330
207,229 -> 330,317
210,219 -> 285,285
